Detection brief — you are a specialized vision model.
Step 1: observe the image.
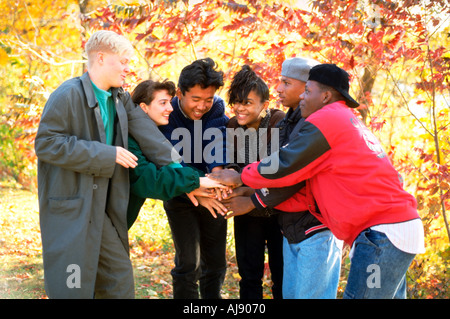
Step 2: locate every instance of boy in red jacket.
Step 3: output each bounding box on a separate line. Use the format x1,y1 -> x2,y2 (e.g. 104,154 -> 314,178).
211,64 -> 425,299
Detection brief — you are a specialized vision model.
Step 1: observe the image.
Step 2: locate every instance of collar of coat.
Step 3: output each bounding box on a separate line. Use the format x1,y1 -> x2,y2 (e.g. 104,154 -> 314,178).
80,72 -> 125,109
285,105 -> 303,124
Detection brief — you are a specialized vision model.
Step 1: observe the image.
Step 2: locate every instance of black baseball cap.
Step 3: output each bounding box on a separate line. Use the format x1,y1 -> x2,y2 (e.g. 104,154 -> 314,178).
308,64 -> 359,108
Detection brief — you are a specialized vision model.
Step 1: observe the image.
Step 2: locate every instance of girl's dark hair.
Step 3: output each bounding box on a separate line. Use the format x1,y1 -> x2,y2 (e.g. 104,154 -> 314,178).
178,58 -> 224,95
131,79 -> 176,105
227,65 -> 269,105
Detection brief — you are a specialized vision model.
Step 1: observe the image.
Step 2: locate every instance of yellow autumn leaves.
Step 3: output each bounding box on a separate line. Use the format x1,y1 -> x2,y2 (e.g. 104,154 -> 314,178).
0,48 -> 7,66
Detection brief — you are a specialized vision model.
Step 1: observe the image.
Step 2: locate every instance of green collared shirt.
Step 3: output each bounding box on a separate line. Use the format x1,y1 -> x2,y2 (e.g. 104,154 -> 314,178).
91,81 -> 116,145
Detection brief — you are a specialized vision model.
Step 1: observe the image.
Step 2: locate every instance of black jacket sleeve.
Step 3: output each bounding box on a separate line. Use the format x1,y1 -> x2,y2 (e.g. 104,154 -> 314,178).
250,182 -> 306,209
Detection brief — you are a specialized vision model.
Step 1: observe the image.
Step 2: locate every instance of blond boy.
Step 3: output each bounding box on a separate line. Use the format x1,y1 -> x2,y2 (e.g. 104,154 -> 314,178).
35,31 -> 178,298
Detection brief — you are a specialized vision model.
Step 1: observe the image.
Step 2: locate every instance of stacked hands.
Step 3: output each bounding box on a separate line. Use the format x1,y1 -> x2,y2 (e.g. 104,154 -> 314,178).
115,149 -> 252,219
186,169 -> 253,219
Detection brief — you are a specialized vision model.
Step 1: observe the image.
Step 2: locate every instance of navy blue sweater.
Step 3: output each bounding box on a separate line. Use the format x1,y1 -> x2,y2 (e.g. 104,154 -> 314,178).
159,96 -> 229,174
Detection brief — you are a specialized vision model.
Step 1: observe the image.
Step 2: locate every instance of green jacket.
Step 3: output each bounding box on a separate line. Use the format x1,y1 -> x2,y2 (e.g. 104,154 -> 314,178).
127,137 -> 202,228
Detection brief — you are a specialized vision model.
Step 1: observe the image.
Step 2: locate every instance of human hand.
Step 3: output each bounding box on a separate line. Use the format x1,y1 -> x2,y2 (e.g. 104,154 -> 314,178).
185,176 -> 231,207
225,186 -> 254,199
197,196 -> 228,218
206,169 -> 242,188
199,176 -> 233,200
186,191 -> 199,207
116,147 -> 138,168
199,176 -> 224,189
221,196 -> 255,219
188,186 -> 217,198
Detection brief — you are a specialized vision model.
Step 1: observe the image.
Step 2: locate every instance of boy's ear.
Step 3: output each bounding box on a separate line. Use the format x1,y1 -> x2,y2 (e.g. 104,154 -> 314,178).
96,52 -> 104,65
176,87 -> 183,99
322,90 -> 333,105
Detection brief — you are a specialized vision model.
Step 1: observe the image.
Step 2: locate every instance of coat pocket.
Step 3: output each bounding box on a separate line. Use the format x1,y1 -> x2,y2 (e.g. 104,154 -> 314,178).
42,197 -> 85,253
48,196 -> 83,216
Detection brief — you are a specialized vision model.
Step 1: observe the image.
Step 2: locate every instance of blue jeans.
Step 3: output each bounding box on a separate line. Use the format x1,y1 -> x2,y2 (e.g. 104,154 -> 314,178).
343,229 -> 415,299
282,230 -> 343,299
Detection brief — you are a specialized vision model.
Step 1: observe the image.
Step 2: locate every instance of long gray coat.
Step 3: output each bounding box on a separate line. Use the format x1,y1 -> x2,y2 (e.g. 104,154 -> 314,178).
34,72 -> 179,298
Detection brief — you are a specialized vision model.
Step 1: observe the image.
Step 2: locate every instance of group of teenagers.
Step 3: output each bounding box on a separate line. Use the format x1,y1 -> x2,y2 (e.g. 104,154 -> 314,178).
34,30 -> 425,299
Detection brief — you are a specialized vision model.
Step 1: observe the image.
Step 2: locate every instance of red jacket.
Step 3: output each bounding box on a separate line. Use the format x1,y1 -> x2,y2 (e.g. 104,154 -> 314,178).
241,101 -> 419,245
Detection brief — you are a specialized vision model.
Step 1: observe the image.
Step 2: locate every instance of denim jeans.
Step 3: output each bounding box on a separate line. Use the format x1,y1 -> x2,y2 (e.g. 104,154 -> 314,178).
282,230 -> 343,299
343,228 -> 416,299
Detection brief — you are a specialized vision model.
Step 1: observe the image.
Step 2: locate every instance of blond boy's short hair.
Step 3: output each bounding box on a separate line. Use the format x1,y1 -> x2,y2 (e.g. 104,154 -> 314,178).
85,30 -> 134,67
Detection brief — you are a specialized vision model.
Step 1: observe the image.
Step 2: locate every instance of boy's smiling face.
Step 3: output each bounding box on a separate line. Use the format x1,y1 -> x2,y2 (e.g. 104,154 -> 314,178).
177,84 -> 216,120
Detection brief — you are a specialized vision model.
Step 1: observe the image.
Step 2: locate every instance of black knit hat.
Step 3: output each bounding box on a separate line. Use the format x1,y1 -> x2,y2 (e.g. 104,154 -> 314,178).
308,64 -> 359,108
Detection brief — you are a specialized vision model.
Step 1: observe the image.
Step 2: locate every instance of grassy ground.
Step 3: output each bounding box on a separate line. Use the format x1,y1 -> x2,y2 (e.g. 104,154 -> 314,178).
0,187 -> 46,298
0,185 -> 275,299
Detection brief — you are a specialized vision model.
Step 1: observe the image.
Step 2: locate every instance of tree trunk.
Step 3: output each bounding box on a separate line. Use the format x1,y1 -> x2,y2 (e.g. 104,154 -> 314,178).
357,65 -> 377,123
78,0 -> 89,76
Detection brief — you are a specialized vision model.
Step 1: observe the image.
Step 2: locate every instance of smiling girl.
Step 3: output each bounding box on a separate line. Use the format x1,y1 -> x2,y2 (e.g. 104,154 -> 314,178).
225,65 -> 285,299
